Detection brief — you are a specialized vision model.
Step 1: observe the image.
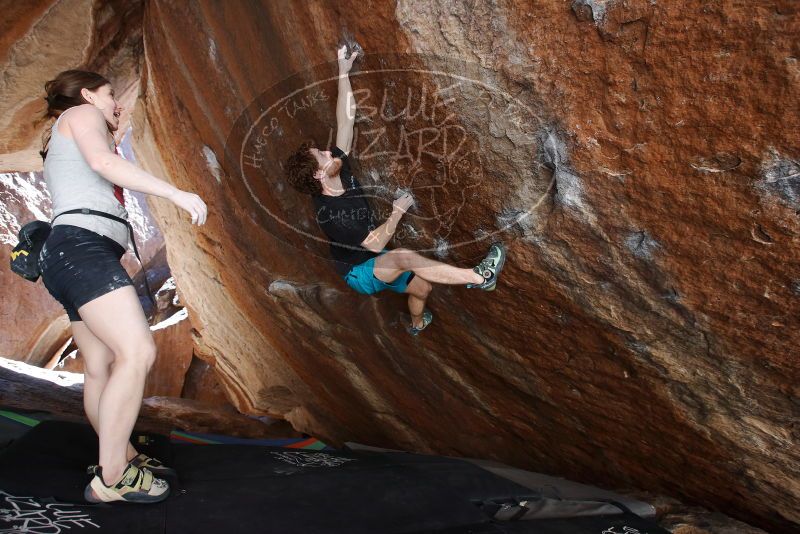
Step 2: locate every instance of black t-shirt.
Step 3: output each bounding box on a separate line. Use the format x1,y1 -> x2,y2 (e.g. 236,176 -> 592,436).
313,147 -> 378,276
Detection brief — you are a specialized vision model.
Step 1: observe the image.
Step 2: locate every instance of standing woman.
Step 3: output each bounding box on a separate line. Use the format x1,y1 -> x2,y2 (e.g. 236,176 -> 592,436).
38,70 -> 207,503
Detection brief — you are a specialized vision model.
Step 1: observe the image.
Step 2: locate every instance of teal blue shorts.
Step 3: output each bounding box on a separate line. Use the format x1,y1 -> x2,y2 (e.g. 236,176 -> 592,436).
344,250 -> 415,295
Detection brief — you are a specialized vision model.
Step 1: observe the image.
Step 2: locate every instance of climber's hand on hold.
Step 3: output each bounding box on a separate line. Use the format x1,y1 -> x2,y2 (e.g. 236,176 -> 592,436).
168,189 -> 208,226
337,45 -> 358,74
392,192 -> 414,215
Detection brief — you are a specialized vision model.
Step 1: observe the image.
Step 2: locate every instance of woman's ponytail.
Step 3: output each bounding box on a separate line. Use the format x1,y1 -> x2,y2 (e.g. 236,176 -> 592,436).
40,70 -> 109,161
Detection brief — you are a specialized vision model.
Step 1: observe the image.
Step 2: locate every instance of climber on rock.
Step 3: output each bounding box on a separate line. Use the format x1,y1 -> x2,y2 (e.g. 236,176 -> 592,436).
285,45 -> 507,335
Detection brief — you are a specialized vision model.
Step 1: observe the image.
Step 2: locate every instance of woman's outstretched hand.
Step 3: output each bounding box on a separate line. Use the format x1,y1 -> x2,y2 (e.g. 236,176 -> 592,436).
168,190 -> 207,225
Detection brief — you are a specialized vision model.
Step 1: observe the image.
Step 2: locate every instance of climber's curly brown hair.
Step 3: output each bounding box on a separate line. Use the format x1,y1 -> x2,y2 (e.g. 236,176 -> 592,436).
284,142 -> 321,195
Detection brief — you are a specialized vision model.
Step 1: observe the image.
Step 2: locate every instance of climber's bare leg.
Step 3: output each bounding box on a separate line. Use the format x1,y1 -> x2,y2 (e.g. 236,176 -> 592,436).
403,276 -> 432,329
373,248 -> 483,286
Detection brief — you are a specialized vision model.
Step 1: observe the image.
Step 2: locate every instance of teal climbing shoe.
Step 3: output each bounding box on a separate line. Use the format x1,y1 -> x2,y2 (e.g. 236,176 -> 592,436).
467,242 -> 507,291
407,309 -> 434,336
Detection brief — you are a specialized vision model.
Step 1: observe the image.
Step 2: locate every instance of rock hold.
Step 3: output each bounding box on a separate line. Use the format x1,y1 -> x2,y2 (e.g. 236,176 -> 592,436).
625,230 -> 660,260
571,0 -> 613,23
760,152 -> 800,207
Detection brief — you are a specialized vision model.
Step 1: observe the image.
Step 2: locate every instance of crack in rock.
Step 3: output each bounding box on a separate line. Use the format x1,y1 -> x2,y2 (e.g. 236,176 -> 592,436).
625,230 -> 660,260
202,145 -> 222,184
542,129 -> 587,213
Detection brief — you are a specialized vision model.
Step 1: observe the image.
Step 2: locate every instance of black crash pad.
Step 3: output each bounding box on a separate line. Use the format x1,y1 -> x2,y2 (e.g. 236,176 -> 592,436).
0,421 -> 670,534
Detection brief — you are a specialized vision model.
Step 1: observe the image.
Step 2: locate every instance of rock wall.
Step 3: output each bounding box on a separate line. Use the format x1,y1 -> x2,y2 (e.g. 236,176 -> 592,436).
132,1 -> 799,531
0,0 -> 143,172
0,171 -> 70,365
0,0 -> 797,531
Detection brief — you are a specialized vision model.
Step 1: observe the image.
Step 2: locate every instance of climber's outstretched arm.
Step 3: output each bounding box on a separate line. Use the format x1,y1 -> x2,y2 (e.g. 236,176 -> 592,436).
335,45 -> 358,155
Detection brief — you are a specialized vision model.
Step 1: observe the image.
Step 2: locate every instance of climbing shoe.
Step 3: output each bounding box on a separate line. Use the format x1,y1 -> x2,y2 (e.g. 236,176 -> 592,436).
467,242 -> 507,291
130,453 -> 177,477
84,463 -> 170,504
407,309 -> 434,336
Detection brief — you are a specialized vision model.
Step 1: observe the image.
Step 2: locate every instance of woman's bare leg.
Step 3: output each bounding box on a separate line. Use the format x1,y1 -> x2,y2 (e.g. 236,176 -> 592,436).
373,248 -> 484,286
77,285 -> 155,485
71,321 -> 139,462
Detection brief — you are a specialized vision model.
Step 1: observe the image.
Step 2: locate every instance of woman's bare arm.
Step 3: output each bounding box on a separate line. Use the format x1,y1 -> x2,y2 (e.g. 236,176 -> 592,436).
68,104 -> 178,198
66,104 -> 207,225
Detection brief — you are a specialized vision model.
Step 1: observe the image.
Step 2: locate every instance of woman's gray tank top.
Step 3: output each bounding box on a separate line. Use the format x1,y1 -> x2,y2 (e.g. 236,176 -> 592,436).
43,108 -> 129,249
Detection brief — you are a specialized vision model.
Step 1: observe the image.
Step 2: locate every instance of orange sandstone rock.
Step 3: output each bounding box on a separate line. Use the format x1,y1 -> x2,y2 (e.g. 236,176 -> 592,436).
0,1 -> 798,531
132,2 -> 799,531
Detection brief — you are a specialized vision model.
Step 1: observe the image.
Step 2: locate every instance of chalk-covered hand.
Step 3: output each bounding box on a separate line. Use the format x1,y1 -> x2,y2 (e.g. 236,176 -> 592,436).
392,192 -> 414,215
337,45 -> 358,74
168,189 -> 208,226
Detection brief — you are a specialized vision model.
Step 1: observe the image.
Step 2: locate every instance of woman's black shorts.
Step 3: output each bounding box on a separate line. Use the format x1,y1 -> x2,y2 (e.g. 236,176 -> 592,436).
39,224 -> 132,322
